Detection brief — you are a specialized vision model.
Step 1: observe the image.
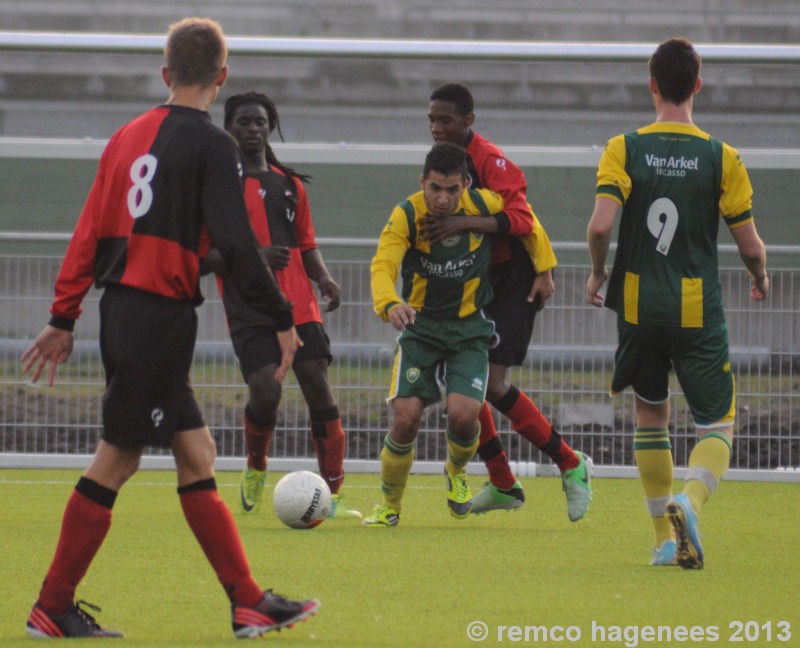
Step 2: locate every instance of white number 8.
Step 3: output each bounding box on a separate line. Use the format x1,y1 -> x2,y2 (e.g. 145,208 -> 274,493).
127,154 -> 158,219
647,197 -> 678,256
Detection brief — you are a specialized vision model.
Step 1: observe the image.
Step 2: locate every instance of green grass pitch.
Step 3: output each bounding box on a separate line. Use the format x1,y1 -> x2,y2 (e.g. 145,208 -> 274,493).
1,469 -> 797,647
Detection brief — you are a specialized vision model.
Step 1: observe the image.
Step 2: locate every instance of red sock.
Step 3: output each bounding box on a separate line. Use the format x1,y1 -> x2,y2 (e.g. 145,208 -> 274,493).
244,408 -> 273,471
179,479 -> 263,607
38,478 -> 115,614
498,386 -> 579,472
477,401 -> 517,489
310,407 -> 345,494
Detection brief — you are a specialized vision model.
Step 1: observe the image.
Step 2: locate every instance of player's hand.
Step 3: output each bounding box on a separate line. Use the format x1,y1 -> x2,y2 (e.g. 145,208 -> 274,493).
419,214 -> 462,243
260,246 -> 291,270
586,269 -> 608,308
274,327 -> 303,383
318,276 -> 341,312
388,303 -> 416,331
750,272 -> 769,301
528,269 -> 554,310
21,325 -> 74,386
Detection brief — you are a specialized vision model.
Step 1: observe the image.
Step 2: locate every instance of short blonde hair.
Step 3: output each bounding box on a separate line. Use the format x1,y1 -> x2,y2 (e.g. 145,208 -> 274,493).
164,18 -> 227,87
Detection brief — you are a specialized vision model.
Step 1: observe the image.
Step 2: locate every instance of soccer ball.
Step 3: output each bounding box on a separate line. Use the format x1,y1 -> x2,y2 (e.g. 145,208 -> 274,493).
272,471 -> 332,529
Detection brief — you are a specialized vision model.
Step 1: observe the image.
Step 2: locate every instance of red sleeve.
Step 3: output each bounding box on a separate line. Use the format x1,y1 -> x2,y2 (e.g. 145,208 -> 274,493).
476,152 -> 533,237
292,178 -> 318,252
50,150 -> 106,327
467,133 -> 533,237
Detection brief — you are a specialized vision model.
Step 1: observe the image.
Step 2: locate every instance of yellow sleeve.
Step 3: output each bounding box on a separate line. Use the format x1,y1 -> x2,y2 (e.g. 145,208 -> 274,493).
462,188 -> 506,217
482,189 -> 506,215
370,205 -> 411,320
521,209 -> 557,273
595,134 -> 630,206
472,188 -> 557,273
720,143 -> 755,229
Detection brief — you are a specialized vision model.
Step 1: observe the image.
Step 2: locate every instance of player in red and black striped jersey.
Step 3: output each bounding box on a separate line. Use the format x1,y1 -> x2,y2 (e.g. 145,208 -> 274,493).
423,83 -> 592,520
202,92 -> 360,520
22,19 -> 317,640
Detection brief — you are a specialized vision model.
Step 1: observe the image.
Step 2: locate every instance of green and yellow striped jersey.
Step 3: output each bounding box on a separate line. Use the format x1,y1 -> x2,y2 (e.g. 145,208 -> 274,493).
596,122 -> 754,328
371,187 -> 503,321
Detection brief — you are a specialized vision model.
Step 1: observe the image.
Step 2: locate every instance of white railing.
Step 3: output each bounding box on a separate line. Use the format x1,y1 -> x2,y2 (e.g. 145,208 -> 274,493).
2,31 -> 800,63
1,253 -> 797,481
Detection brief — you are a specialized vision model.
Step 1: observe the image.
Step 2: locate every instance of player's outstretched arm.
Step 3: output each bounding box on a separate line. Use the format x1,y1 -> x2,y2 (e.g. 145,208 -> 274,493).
21,325 -> 75,386
586,198 -> 619,307
730,221 -> 769,301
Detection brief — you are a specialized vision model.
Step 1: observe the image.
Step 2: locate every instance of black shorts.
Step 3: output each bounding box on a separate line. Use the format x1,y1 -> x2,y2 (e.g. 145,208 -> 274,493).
486,259 -> 539,367
99,285 -> 204,448
231,321 -> 332,382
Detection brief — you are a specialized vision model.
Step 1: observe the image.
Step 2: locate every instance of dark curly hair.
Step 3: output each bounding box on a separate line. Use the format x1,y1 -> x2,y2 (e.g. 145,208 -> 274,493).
223,91 -> 310,183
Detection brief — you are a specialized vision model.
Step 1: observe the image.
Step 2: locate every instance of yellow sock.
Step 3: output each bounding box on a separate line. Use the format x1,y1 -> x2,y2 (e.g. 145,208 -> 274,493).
634,427 -> 674,546
445,424 -> 480,475
380,435 -> 415,512
684,431 -> 732,513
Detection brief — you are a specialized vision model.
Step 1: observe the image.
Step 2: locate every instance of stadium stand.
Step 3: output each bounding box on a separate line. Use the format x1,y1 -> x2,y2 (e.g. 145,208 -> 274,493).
0,0 -> 799,145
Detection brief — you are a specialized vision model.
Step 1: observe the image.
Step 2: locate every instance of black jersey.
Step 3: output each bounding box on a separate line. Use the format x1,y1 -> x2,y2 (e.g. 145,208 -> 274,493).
51,104 -> 292,331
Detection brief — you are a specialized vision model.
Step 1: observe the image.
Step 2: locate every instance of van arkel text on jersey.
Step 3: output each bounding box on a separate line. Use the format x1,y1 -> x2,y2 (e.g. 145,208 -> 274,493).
646,153 -> 699,178
419,253 -> 476,279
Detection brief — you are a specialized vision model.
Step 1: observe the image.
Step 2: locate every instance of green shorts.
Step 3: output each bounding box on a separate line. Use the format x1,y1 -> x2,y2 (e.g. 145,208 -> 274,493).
388,311 -> 493,405
611,320 -> 736,427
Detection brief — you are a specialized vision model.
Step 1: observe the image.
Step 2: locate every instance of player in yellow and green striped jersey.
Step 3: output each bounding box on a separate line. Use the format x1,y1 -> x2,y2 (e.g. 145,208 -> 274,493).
586,37 -> 769,570
364,142 -> 501,527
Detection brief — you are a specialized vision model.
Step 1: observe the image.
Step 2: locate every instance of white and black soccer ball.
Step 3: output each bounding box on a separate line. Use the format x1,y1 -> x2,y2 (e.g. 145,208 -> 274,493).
272,471 -> 332,529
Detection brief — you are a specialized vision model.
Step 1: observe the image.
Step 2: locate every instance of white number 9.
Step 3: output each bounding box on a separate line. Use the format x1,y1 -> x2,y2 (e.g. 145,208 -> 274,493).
127,154 -> 158,219
647,197 -> 678,256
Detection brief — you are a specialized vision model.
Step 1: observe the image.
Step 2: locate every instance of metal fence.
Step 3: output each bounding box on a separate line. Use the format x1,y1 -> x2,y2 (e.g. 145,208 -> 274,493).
1,250 -> 797,478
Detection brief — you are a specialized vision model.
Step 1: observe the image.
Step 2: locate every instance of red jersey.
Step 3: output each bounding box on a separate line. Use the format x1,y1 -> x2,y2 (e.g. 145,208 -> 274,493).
464,130 -> 534,265
218,166 -> 321,333
50,105 -> 292,332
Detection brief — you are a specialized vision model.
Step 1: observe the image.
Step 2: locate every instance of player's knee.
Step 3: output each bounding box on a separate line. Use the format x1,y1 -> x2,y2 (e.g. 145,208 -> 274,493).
85,441 -> 142,490
117,453 -> 142,483
447,416 -> 479,439
295,361 -> 335,409
195,431 -> 217,465
445,403 -> 481,434
172,427 -> 217,482
485,371 -> 511,404
247,366 -> 282,420
293,359 -> 324,384
390,413 -> 420,444
485,383 -> 509,404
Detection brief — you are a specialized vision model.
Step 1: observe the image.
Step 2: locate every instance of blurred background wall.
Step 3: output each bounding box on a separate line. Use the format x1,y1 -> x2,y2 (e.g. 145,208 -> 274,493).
1,0 -> 799,148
